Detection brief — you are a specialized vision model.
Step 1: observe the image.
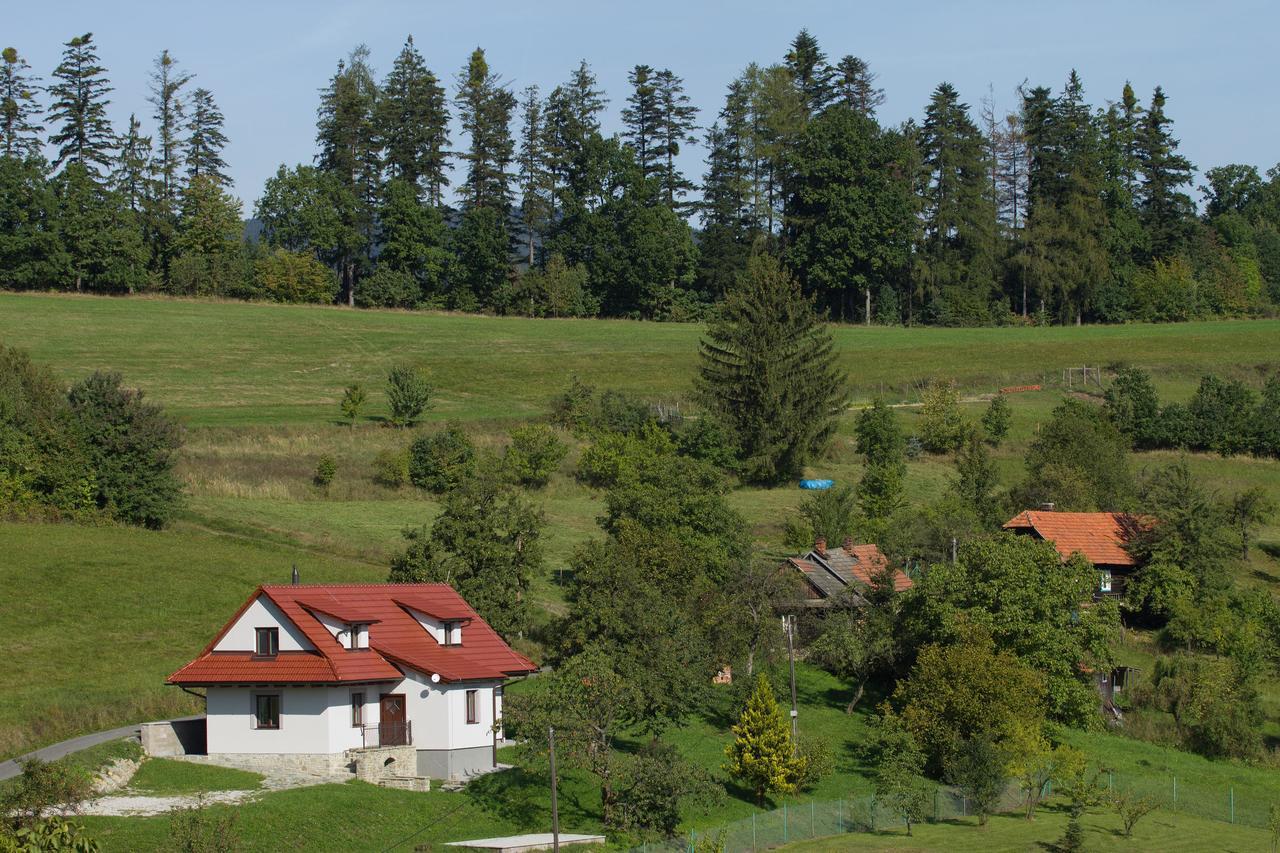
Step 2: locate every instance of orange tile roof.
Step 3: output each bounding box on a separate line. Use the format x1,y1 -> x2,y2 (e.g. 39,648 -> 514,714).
1003,511 -> 1139,567
788,542 -> 912,598
169,584 -> 538,686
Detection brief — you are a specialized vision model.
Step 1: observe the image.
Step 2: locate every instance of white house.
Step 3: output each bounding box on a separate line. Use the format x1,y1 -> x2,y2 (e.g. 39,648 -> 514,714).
168,583 -> 538,780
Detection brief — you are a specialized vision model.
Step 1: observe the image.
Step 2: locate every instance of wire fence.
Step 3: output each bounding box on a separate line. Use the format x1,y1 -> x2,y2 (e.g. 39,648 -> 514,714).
627,770 -> 1272,852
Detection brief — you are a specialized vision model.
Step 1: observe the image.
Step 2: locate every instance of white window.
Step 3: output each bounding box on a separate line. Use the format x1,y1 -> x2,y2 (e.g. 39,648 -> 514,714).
1100,569 -> 1113,594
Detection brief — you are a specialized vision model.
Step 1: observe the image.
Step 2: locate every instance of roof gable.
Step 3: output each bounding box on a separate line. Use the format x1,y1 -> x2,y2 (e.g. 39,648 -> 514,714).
1003,511 -> 1141,567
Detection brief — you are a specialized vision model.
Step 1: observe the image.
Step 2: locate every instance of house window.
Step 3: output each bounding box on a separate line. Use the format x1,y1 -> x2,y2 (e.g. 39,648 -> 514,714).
351,692 -> 364,727
443,622 -> 457,646
465,689 -> 479,724
255,627 -> 279,657
252,693 -> 280,729
347,625 -> 361,650
1099,569 -> 1113,594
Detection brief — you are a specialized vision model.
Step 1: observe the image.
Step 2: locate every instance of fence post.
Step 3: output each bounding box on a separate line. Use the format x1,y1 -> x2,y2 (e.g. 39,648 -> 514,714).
752,812 -> 756,852
783,802 -> 788,843
688,830 -> 694,853
1108,771 -> 1113,792
1230,786 -> 1234,824
838,798 -> 843,833
810,801 -> 815,838
934,788 -> 939,822
1172,776 -> 1177,805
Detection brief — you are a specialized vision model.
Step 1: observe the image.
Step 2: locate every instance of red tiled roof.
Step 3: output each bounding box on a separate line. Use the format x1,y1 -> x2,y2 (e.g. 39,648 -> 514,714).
1003,511 -> 1139,567
787,542 -> 912,598
169,584 -> 538,686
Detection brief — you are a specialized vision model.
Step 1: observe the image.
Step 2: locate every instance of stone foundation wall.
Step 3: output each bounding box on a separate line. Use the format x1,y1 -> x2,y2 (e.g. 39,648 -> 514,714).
185,752 -> 353,777
348,745 -> 416,784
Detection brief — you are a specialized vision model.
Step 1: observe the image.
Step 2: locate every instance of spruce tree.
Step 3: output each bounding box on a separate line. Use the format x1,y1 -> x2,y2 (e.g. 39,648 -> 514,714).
46,33 -> 115,176
698,253 -> 847,483
541,61 -> 606,218
378,176 -> 447,298
147,50 -> 193,202
184,87 -> 230,186
517,84 -> 551,265
784,29 -> 835,116
697,79 -> 753,297
454,47 -> 516,212
0,156 -> 67,288
653,69 -> 699,214
1,47 -> 43,160
1136,85 -> 1194,259
113,114 -> 154,212
724,674 -> 805,806
833,55 -> 883,117
376,36 -> 449,204
621,64 -> 662,181
53,161 -> 148,292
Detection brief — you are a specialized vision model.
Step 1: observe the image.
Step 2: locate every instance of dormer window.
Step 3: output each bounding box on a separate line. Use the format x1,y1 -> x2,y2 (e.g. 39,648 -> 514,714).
347,623 -> 369,650
255,627 -> 279,657
442,622 -> 459,646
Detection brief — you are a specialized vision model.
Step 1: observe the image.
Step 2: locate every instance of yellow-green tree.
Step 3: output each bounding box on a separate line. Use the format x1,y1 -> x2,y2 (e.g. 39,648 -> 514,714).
724,674 -> 806,805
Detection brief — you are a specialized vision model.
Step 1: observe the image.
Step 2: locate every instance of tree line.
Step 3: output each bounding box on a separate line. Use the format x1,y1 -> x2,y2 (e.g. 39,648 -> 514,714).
3,30 -> 1280,323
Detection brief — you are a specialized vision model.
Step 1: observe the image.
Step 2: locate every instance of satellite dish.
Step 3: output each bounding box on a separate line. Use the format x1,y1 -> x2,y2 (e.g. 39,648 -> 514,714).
430,673 -> 441,683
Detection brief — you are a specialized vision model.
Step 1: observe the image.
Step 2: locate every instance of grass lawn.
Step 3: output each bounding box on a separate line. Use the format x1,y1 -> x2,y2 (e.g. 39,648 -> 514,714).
126,758 -> 263,794
782,804 -> 1273,852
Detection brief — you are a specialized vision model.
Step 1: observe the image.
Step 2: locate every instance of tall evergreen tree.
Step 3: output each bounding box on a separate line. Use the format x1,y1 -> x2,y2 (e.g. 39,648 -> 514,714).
1,47 -> 43,160
147,50 -> 193,202
376,36 -> 449,204
316,46 -> 380,305
454,47 -> 516,212
697,79 -> 754,297
697,252 -> 847,483
916,82 -> 998,324
833,55 -> 884,118
653,69 -> 699,213
744,63 -> 805,234
621,64 -> 662,181
46,33 -> 114,176
378,176 -> 448,298
784,29 -> 835,116
113,114 -> 154,212
541,60 -> 607,218
517,84 -> 551,265
0,156 -> 67,288
53,161 -> 147,292
1136,85 -> 1194,259
184,87 -> 230,186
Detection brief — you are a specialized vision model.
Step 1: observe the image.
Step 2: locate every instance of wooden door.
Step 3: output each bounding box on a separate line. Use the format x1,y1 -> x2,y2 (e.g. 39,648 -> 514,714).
379,693 -> 408,746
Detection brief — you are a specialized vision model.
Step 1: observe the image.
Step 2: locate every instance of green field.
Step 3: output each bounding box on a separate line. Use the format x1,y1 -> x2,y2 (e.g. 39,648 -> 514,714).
2,293 -> 1279,849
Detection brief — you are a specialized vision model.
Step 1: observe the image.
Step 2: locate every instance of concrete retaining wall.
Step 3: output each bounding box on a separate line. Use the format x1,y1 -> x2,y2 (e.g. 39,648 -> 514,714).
140,718 -> 207,757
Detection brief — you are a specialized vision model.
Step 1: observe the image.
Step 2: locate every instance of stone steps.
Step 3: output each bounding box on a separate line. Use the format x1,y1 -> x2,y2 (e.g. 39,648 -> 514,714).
378,774 -> 430,792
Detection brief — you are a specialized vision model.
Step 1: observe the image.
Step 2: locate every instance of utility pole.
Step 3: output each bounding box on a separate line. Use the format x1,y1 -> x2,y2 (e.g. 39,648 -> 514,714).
783,615 -> 798,750
548,726 -> 560,852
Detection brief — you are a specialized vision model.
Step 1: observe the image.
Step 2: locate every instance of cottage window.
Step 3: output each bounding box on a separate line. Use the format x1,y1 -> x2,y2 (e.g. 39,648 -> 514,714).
351,692 -> 364,727
255,627 -> 279,657
252,693 -> 280,729
443,622 -> 457,646
465,689 -> 479,724
1099,569 -> 1113,594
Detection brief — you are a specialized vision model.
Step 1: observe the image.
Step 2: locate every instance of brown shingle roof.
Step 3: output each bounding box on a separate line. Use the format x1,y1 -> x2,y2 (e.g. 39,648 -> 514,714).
787,541 -> 912,598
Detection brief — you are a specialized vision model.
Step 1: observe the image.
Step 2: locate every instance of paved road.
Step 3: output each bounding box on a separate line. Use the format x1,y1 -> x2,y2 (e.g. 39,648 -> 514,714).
0,716 -> 203,782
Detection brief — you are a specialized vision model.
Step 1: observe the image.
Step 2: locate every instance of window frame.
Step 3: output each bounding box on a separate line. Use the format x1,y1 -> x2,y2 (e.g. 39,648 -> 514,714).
351,691 -> 364,727
465,688 -> 479,724
1099,569 -> 1113,594
254,626 -> 279,657
251,691 -> 281,730
442,622 -> 457,646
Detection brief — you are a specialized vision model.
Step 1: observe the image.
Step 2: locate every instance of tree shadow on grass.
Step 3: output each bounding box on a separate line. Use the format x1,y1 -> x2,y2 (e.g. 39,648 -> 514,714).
465,766 -> 601,833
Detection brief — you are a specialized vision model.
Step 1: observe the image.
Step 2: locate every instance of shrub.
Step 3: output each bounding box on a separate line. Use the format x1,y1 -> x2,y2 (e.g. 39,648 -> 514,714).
855,399 -> 905,462
577,423 -> 675,488
386,365 -> 432,428
597,389 -> 653,435
1187,374 -> 1257,456
371,448 -> 409,488
355,268 -> 421,309
1256,375 -> 1280,458
254,247 -> 337,304
795,733 -> 834,791
1112,790 -> 1160,838
498,254 -> 595,318
313,454 -> 336,488
550,375 -> 596,433
1154,402 -> 1197,448
676,414 -> 740,472
408,424 -> 475,493
504,424 -> 568,488
981,393 -> 1011,446
167,800 -> 241,853
1132,257 -> 1199,322
1,758 -> 92,831
1104,366 -> 1162,449
918,379 -> 966,453
339,384 -> 366,427
4,816 -> 100,851
169,249 -> 254,299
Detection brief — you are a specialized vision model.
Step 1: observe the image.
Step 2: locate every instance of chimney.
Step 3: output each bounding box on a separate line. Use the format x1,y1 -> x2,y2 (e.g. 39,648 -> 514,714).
842,536 -> 855,552
1040,502 -> 1057,512
814,537 -> 827,557
291,564 -> 300,585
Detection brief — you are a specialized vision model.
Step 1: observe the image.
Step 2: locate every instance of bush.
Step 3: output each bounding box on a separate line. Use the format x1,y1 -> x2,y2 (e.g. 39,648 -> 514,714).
386,365 -> 432,428
408,424 -> 474,493
371,448 -> 409,488
1132,257 -> 1199,322
577,423 -> 675,489
550,376 -> 596,433
167,800 -> 241,853
1187,374 -> 1257,456
169,249 -> 254,299
1,758 -> 92,831
3,816 -> 100,851
313,454 -> 336,488
676,414 -> 740,472
1257,375 -> 1280,458
498,254 -> 596,318
253,247 -> 337,304
1154,402 -> 1197,448
918,379 -> 966,453
981,394 -> 1011,446
597,389 -> 653,435
504,424 -> 568,488
67,371 -> 183,529
355,268 -> 421,309
1104,366 -> 1162,449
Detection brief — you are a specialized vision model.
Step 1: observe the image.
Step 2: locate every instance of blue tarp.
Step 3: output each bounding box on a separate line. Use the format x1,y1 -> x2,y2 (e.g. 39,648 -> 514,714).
798,479 -> 834,490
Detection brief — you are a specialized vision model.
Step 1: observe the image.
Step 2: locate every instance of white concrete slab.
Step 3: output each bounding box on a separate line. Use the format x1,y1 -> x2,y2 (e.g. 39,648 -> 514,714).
445,833 -> 606,852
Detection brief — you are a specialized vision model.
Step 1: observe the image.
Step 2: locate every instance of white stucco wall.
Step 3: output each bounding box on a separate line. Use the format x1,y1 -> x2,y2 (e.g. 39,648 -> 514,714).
403,607 -> 461,645
212,596 -> 314,653
207,686 -> 336,754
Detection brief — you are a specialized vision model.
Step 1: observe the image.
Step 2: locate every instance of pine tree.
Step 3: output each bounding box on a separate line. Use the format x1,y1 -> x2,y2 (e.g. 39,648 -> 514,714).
148,50 -> 193,202
316,46 -> 380,305
376,36 -> 449,204
184,87 -> 229,186
378,176 -> 448,298
174,173 -> 242,257
541,61 -> 606,218
1136,85 -> 1194,259
454,47 -> 516,212
621,64 -> 662,182
46,33 -> 115,176
1,47 -> 43,160
833,55 -> 883,117
517,84 -> 551,265
784,29 -> 835,117
53,161 -> 148,292
697,253 -> 847,483
723,674 -> 805,806
653,69 -> 698,214
113,114 -> 154,212
0,155 -> 67,288
697,79 -> 754,297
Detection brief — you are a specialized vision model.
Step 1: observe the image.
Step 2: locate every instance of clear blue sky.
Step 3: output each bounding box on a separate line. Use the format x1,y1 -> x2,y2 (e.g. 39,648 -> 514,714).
10,1 -> 1277,209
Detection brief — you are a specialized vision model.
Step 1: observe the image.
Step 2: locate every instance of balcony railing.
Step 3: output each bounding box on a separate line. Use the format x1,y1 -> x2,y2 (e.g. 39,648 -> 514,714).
361,721 -> 412,748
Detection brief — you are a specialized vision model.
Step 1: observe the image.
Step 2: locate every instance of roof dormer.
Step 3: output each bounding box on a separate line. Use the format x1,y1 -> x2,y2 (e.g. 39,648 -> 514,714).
300,602 -> 380,650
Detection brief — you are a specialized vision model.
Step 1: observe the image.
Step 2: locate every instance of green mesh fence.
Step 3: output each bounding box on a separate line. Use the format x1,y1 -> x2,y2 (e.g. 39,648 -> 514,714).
626,772 -> 1270,852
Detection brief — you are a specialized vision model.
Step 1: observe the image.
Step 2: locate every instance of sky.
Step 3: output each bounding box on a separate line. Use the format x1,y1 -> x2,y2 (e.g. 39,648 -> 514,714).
9,1 -> 1277,210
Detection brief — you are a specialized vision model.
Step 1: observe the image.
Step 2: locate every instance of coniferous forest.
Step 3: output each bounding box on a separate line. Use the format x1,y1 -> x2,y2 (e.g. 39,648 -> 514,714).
3,29 -> 1280,325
